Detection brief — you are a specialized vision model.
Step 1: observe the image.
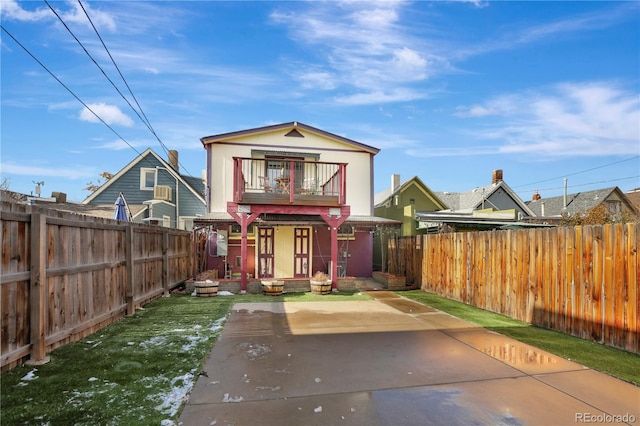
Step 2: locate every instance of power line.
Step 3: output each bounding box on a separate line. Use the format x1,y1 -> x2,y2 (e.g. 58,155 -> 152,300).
511,155 -> 640,189
518,175 -> 639,195
76,0 -> 194,177
42,0 -> 194,177
1,25 -> 145,161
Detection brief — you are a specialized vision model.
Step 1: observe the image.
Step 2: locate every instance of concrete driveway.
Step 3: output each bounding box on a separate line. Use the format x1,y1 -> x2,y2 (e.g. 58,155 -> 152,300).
179,291 -> 639,426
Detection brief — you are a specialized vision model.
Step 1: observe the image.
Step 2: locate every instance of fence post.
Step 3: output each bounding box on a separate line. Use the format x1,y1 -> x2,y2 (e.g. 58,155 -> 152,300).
163,229 -> 169,296
126,225 -> 135,316
27,213 -> 50,365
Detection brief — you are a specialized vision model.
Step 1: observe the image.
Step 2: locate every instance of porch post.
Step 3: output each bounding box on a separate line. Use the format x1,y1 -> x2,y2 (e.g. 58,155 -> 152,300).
227,202 -> 257,292
320,206 -> 350,289
239,213 -> 249,291
330,225 -> 338,288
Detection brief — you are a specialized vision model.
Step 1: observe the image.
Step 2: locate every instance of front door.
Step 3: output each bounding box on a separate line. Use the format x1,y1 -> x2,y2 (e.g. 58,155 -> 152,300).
293,228 -> 310,278
258,227 -> 274,278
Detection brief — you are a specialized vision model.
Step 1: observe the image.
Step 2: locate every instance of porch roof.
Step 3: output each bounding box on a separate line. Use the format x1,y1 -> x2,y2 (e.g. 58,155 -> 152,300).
194,212 -> 401,227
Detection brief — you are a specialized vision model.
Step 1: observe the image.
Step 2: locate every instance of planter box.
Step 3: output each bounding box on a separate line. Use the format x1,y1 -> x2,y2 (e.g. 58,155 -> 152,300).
262,280 -> 284,296
310,280 -> 332,295
336,277 -> 357,291
372,271 -> 406,290
194,280 -> 219,297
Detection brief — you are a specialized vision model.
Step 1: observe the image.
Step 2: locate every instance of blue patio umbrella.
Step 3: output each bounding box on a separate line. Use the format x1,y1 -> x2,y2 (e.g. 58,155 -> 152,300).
114,193 -> 129,221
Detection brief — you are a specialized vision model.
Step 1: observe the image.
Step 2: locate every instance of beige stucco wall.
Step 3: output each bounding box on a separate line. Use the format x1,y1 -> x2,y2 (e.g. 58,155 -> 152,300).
206,129 -> 374,215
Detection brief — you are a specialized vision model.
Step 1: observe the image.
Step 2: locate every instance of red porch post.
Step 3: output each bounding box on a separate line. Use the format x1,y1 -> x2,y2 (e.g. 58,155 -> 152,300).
227,203 -> 257,291
320,206 -> 350,288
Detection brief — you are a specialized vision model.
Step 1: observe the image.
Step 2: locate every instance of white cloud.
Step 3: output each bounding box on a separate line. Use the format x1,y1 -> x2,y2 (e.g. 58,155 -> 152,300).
334,88 -> 429,106
60,1 -> 116,32
271,2 -> 445,104
0,0 -> 116,31
1,162 -> 95,179
0,0 -> 50,22
79,103 -> 134,127
456,82 -> 640,157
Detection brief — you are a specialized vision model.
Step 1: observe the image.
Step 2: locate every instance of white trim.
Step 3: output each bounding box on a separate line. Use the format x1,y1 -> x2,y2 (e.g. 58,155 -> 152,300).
140,168 -> 157,191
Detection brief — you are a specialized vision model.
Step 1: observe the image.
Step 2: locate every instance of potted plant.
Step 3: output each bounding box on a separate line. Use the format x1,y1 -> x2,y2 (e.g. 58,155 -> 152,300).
261,279 -> 284,296
309,271 -> 332,295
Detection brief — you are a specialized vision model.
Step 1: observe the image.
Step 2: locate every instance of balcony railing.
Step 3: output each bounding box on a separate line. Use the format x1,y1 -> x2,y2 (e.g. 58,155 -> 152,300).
232,157 -> 347,206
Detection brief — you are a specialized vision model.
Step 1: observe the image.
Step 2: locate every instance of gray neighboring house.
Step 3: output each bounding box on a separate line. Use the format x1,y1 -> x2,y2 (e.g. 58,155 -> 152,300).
417,170 -> 537,232
526,186 -> 638,224
83,148 -> 206,230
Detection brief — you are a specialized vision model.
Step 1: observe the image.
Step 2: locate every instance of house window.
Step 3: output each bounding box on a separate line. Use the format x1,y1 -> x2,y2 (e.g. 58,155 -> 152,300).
162,215 -> 171,228
140,168 -> 156,190
606,200 -> 622,220
230,223 -> 255,237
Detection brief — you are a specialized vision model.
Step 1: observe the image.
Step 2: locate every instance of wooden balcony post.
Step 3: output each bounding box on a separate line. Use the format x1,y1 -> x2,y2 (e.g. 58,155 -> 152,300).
339,163 -> 347,205
289,160 -> 295,204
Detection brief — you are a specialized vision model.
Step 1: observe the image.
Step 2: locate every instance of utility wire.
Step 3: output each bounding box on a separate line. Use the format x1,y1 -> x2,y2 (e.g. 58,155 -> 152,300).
519,175 -> 639,195
512,155 -> 640,189
76,0 -> 194,177
1,25 -> 145,161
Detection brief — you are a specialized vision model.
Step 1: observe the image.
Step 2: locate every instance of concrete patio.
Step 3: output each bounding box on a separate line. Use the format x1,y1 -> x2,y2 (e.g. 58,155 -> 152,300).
179,291 -> 639,425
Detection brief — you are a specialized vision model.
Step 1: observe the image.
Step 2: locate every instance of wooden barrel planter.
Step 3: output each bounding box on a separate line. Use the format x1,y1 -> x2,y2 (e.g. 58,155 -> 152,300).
310,280 -> 332,295
195,280 -> 219,297
262,280 -> 284,296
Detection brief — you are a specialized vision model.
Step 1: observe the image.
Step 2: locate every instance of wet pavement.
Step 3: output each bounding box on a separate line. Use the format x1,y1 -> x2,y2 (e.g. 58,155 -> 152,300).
179,291 -> 639,426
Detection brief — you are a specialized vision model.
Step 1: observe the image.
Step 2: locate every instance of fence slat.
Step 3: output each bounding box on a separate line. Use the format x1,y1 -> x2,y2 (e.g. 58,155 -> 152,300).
390,223 -> 639,354
1,202 -> 192,371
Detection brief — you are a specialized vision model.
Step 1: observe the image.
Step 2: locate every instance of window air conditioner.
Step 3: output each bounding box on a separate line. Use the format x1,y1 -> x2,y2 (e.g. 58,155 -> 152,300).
154,185 -> 172,201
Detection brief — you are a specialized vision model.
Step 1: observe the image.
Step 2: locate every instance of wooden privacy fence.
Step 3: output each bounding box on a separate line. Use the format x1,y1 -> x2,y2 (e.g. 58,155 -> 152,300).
388,223 -> 639,354
1,202 -> 192,371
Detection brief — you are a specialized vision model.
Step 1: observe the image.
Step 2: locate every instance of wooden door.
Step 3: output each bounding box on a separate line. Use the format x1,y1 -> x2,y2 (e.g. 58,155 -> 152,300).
258,227 -> 274,278
294,228 -> 310,278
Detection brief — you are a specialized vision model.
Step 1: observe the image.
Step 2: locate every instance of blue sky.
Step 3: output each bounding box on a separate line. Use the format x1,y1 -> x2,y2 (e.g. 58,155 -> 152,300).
1,0 -> 639,203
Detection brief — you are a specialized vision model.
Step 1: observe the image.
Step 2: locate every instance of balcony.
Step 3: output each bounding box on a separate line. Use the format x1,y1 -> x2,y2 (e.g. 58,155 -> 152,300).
232,157 -> 347,206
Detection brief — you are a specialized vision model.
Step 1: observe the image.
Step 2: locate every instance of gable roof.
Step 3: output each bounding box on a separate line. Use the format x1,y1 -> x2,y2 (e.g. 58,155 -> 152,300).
374,176 -> 447,209
200,121 -> 380,155
435,180 -> 535,216
526,186 -> 637,217
82,148 -> 205,203
626,189 -> 640,212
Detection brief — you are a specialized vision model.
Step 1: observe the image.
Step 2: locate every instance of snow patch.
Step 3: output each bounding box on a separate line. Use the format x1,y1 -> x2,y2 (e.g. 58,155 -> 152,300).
154,373 -> 195,417
222,393 -> 244,403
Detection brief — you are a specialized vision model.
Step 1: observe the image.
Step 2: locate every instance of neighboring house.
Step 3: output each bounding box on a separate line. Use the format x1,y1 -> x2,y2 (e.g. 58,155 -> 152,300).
626,188 -> 640,214
526,186 -> 638,224
83,148 -> 206,229
373,174 -> 447,270
194,121 -> 400,289
418,170 -> 537,232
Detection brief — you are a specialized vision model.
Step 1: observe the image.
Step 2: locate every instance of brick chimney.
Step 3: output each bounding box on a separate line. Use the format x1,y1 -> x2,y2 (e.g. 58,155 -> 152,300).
532,191 -> 541,201
391,174 -> 401,192
168,150 -> 179,172
492,169 -> 503,184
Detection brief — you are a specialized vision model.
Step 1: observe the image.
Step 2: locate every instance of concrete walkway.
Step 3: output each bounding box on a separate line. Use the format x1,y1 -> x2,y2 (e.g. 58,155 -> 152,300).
179,291 -> 639,426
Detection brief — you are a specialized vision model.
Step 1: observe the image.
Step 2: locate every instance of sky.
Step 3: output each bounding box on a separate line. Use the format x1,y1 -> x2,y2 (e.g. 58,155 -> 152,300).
1,0 -> 639,203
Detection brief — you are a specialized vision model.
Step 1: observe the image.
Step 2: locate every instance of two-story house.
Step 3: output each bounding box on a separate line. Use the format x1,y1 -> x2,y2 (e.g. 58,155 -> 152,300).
83,148 -> 206,229
373,174 -> 447,270
194,122 -> 399,290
